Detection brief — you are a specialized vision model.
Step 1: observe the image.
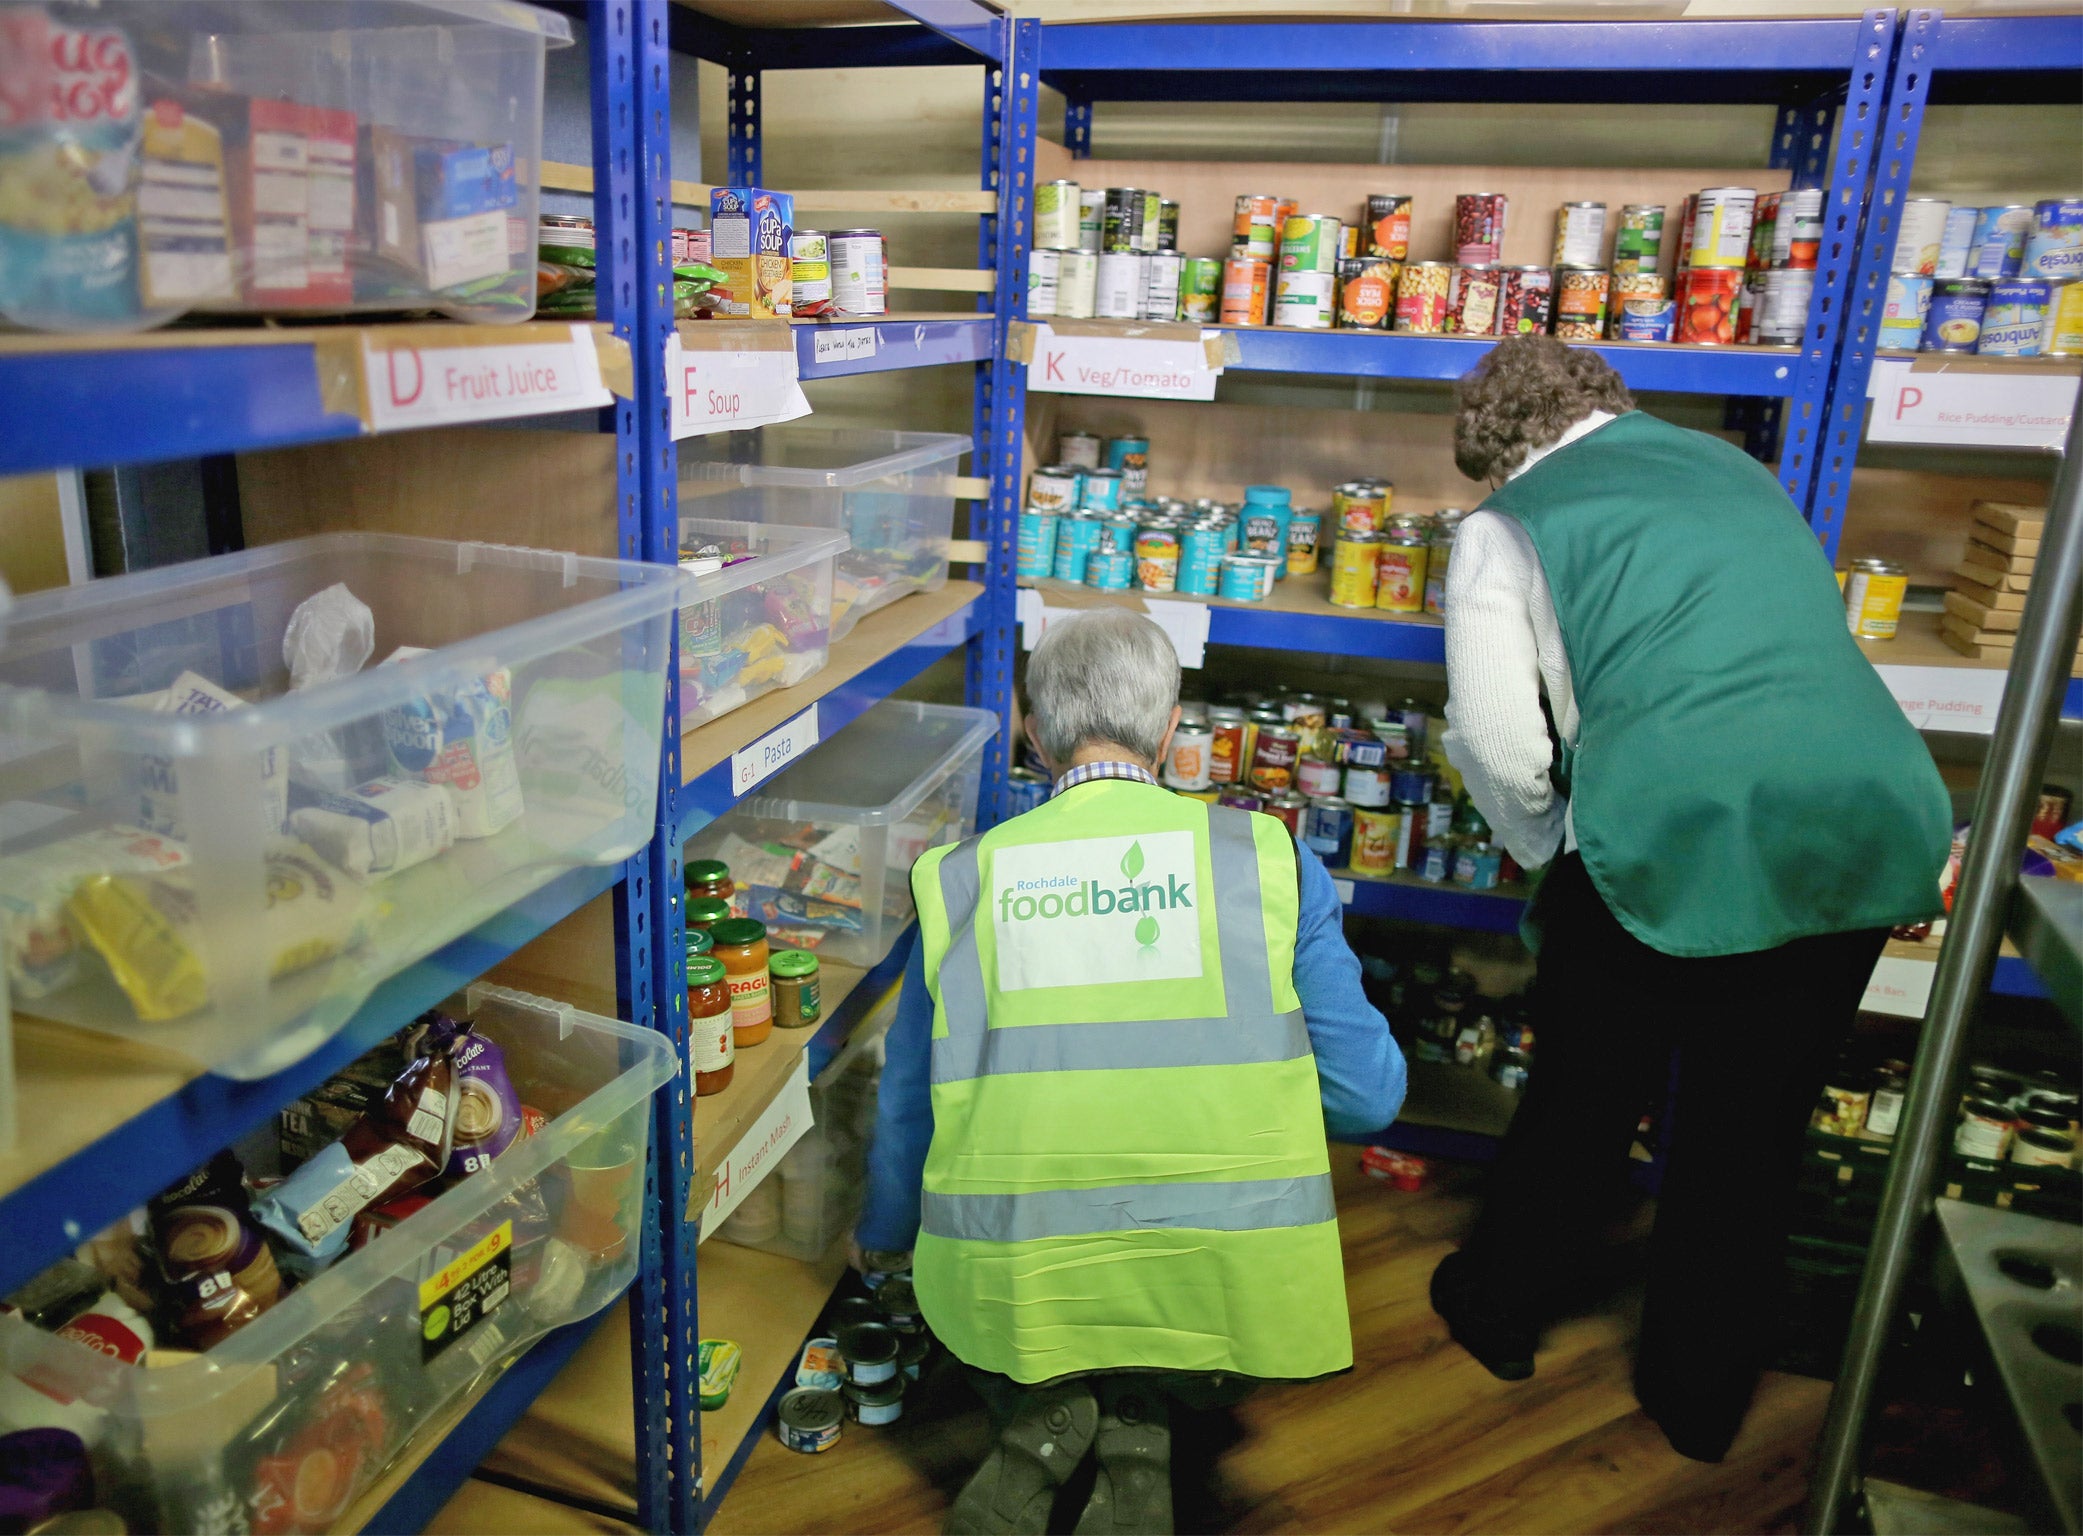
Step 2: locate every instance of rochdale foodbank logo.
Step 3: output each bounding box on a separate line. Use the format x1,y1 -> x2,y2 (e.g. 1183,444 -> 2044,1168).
991,831 -> 1205,991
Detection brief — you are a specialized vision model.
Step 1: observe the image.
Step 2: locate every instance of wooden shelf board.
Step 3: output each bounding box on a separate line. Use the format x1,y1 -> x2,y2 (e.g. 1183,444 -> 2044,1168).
433,1476 -> 640,1534
1396,1058 -> 1522,1139
787,311 -> 986,327
680,581 -> 982,787
1022,568 -> 1443,629
0,1020 -> 203,1204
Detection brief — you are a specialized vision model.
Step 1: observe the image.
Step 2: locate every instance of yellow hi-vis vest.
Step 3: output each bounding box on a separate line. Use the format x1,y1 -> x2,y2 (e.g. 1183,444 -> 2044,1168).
909,778 -> 1353,1385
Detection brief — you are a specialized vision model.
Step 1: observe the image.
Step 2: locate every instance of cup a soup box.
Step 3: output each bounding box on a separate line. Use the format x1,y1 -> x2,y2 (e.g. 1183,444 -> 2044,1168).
710,187 -> 793,318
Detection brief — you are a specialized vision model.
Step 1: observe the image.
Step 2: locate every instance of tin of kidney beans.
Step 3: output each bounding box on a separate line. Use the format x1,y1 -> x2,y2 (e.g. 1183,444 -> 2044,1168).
1447,264 -> 1504,335
1498,266 -> 1552,335
1454,193 -> 1508,265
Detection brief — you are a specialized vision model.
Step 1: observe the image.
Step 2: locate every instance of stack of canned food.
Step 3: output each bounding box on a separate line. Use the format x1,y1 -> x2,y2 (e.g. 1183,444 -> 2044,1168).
1029,178 -> 1194,322
1879,196 -> 2083,356
1811,1057 -> 2079,1171
1366,952 -> 1537,1085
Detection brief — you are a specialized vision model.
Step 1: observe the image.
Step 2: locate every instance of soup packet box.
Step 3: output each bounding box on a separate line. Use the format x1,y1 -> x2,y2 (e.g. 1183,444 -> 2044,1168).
710,187 -> 794,318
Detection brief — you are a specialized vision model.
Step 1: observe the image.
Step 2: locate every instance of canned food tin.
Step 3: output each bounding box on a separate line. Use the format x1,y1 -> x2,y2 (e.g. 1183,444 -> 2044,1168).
1234,194 -> 1281,261
1035,180 -> 1082,252
1552,202 -> 1607,268
1017,509 -> 1060,579
1026,247 -> 1060,318
1616,299 -> 1676,342
1866,1072 -> 1906,1138
1029,465 -> 1082,513
1297,757 -> 1343,798
1217,787 -> 1266,813
1365,194 -> 1414,260
1612,205 -> 1665,276
1333,482 -> 1387,534
1454,193 -> 1508,265
1350,807 -> 1399,874
1980,278 -> 2050,356
1079,467 -> 1124,512
2013,1128 -> 2077,1168
1969,205 -> 2032,278
1136,527 -> 1181,591
1218,553 -> 1267,601
1845,556 -> 1908,640
791,231 -> 834,316
1955,1100 -> 2015,1160
1389,759 -> 1437,805
1207,708 -> 1249,785
1777,187 -> 1824,270
1053,511 -> 1102,581
1106,435 -> 1149,496
1286,510 -> 1323,576
1607,271 -> 1663,332
1937,205 -> 1979,280
1394,262 -> 1453,334
1096,252 -> 1143,319
832,230 -> 888,315
1181,257 -> 1223,322
1165,715 -> 1214,790
2044,279 -> 2083,355
1059,430 -> 1102,469
1137,190 -> 1163,254
1892,197 -> 1951,276
1812,1075 -> 1873,1137
1056,250 -> 1099,319
1102,187 -> 1145,254
1265,791 -> 1309,835
1375,532 -> 1427,613
1096,514 -> 1138,555
844,1377 -> 905,1426
1758,266 -> 1814,344
1078,189 -> 1105,253
1221,257 -> 1272,325
1453,841 -> 1504,891
1278,214 -> 1343,275
1880,272 -> 1933,349
1499,266 -> 1553,335
1239,503 -> 1289,567
1448,264 -> 1504,335
1690,188 -> 1756,269
1337,258 -> 1397,329
1553,266 -> 1610,339
839,1321 -> 901,1385
1677,267 -> 1741,344
1922,277 -> 1989,352
1303,797 -> 1355,864
1158,198 -> 1180,251
1329,533 -> 1381,608
2025,198 -> 2083,282
778,1388 -> 844,1453
1087,548 -> 1133,591
1141,251 -> 1183,321
1273,268 -> 1336,329
1343,763 -> 1391,809
1178,523 -> 1227,596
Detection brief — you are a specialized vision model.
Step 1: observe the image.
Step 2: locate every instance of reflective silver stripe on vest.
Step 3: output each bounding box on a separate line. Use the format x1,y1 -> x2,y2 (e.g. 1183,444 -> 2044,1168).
929,805 -> 1305,1084
921,1173 -> 1337,1243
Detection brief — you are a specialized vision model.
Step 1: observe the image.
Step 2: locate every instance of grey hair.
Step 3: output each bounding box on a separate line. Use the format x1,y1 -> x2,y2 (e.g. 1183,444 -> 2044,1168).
1026,609 -> 1180,765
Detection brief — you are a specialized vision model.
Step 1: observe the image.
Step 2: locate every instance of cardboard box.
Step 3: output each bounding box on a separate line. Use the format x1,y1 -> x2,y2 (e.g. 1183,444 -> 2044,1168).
710,186 -> 793,318
186,92 -> 359,310
1952,575 -> 2026,613
137,94 -> 235,307
367,128 -> 517,295
1969,519 -> 2041,558
1945,590 -> 2022,633
1969,500 -> 2047,538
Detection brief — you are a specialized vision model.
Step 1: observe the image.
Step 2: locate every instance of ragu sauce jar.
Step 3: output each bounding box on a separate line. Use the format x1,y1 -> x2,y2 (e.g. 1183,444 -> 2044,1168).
711,918 -> 773,1048
689,955 -> 735,1095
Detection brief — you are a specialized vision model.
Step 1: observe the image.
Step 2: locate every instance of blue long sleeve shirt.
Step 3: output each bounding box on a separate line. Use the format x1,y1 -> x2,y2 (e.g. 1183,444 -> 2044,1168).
856,838 -> 1405,1252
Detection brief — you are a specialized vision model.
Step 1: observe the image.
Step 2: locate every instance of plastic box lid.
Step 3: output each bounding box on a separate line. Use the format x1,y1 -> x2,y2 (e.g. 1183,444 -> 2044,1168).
681,428 -> 973,490
746,700 -> 996,828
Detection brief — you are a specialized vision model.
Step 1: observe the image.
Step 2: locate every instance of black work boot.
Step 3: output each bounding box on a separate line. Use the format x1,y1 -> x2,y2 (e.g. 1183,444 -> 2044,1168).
1074,1379 -> 1172,1535
944,1381 -> 1098,1535
1430,1250 -> 1538,1382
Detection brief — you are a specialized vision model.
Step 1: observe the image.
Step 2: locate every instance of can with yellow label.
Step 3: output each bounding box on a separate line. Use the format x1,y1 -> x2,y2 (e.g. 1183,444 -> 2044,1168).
1845,556 -> 1908,640
1329,532 -> 1382,609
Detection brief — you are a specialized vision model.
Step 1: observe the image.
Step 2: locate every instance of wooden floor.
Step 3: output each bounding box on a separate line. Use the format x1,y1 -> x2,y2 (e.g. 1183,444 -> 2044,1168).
696,1156 -> 1833,1536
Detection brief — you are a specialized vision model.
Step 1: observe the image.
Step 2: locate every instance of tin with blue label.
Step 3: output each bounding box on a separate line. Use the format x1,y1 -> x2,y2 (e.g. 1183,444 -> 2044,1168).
1097,516 -> 1139,556
1087,548 -> 1134,591
1880,272 -> 1933,349
1615,299 -> 1675,342
1178,523 -> 1227,595
1979,279 -> 2050,356
1968,205 -> 2032,279
1105,434 -> 1150,498
1240,507 -> 1292,580
1017,510 -> 1059,579
2025,199 -> 2083,283
1078,467 -> 1124,513
1388,760 -> 1437,805
1053,511 -> 1102,582
1936,206 -> 1980,279
1922,278 -> 1989,353
1218,554 -> 1270,601
1303,798 -> 1355,865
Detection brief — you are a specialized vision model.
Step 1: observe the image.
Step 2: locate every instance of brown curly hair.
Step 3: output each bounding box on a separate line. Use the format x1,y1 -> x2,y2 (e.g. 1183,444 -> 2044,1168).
1453,335 -> 1635,484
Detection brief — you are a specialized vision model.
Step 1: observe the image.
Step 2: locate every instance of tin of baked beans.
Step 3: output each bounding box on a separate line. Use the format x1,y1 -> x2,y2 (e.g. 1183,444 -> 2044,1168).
1221,257 -> 1271,325
1447,264 -> 1504,335
1102,188 -> 1145,254
1333,481 -> 1387,534
1142,251 -> 1184,321
1454,193 -> 1508,265
1880,272 -> 1932,348
1136,527 -> 1181,591
1059,430 -> 1102,468
1969,205 -> 2032,279
1365,194 -> 1413,260
831,229 -> 888,315
1612,205 -> 1664,276
1177,523 -> 1226,596
1498,266 -> 1552,336
1922,277 -> 1988,352
1844,556 -> 1908,640
1028,465 -> 1081,512
1552,202 -> 1607,268
778,1388 -> 844,1453
790,231 -> 834,316
1213,554 -> 1260,601
1553,265 -> 1610,339
1016,509 -> 1058,578
1616,299 -> 1675,342
1096,513 -> 1138,555
1054,250 -> 1098,319
1337,258 -> 1396,329
1278,213 -> 1343,275
1078,189 -> 1105,253
1350,806 -> 1399,873
1955,1100 -> 2016,1161
1027,246 -> 1059,318
1757,266 -> 1814,344
1329,532 -> 1382,608
1035,179 -> 1082,251
1375,530 -> 1427,614
1096,252 -> 1143,319
1937,205 -> 1979,279
1890,196 -> 1950,276
1106,434 -> 1148,495
1690,188 -> 1755,269
1287,510 -> 1323,576
1079,466 -> 1124,512
1979,278 -> 2050,356
1677,267 -> 1741,344
1394,262 -> 1453,334
1273,268 -> 1336,329
2025,197 -> 2083,282
1181,257 -> 1223,322
1052,511 -> 1101,581
2043,279 -> 2083,355
1239,553 -> 1286,600
1234,194 -> 1280,260
1087,548 -> 1133,591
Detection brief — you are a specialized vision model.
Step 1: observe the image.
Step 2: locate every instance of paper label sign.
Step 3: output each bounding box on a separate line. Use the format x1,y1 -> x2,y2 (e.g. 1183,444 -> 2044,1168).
811,328 -> 880,365
1872,662 -> 2008,735
419,1219 -> 512,1363
1017,587 -> 1211,669
1867,358 -> 2079,449
1022,322 -> 1223,402
698,1052 -> 813,1235
362,324 -> 611,431
731,704 -> 819,797
1863,954 -> 1934,1019
667,332 -> 813,438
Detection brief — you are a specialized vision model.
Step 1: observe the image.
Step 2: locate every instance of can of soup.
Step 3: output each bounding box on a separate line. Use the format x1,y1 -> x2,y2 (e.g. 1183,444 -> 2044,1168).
1375,527 -> 1428,613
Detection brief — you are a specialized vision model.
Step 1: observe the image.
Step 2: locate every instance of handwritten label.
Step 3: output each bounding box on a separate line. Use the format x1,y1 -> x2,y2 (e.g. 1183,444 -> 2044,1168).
362,324 -> 611,431
731,704 -> 819,797
666,333 -> 812,438
1873,662 -> 2008,735
810,328 -> 880,366
1024,323 -> 1221,401
698,1053 -> 813,1236
1867,358 -> 2079,449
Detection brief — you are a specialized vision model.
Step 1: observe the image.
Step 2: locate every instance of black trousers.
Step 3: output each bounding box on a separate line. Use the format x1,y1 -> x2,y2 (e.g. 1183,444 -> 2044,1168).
1456,852 -> 1887,1450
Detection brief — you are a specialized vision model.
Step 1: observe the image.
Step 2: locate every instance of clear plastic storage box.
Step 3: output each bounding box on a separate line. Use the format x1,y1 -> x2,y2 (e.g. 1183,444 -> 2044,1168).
0,533 -> 683,1078
0,0 -> 569,332
678,428 -> 971,641
688,700 -> 996,968
676,513 -> 848,731
0,983 -> 672,1536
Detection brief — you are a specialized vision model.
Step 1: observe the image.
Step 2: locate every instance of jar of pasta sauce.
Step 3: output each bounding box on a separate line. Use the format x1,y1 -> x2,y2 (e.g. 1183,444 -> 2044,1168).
712,918 -> 773,1048
687,858 -> 735,904
688,896 -> 734,937
689,956 -> 735,1096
